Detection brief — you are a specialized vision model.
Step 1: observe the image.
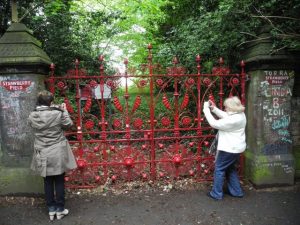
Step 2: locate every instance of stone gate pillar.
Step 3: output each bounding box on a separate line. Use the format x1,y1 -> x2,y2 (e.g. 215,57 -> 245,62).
243,30 -> 300,187
0,23 -> 51,193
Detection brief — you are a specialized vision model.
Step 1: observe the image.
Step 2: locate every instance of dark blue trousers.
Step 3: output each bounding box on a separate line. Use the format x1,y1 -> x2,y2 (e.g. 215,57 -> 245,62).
44,173 -> 65,212
210,151 -> 243,199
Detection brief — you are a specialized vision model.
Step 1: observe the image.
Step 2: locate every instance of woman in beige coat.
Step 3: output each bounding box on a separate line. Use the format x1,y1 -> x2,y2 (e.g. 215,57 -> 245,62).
28,90 -> 77,220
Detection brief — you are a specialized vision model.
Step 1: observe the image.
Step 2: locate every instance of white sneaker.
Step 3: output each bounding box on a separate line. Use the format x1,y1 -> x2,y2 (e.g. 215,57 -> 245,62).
56,209 -> 69,220
49,211 -> 56,221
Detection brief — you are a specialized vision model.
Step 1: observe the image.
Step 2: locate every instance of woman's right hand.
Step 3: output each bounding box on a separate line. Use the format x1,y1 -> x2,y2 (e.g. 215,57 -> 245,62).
60,103 -> 67,110
209,100 -> 215,110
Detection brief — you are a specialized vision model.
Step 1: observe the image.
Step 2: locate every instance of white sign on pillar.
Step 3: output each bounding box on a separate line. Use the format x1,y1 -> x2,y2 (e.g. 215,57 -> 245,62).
94,84 -> 111,99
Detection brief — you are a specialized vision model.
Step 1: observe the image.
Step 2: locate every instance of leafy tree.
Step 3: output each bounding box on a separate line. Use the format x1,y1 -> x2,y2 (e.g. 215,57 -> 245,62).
154,0 -> 300,72
1,0 -> 299,74
0,0 -> 11,35
1,0 -> 168,73
21,0 -> 118,74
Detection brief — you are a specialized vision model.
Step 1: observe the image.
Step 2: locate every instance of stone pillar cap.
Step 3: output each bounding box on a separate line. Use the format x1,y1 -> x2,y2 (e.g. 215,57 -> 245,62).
0,22 -> 51,66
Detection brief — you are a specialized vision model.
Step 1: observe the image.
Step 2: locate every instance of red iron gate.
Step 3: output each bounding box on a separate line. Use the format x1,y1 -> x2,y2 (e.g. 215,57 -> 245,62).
46,45 -> 246,189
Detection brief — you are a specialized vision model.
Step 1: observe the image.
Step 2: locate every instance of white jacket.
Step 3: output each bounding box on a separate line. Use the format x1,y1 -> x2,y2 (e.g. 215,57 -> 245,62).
203,105 -> 246,153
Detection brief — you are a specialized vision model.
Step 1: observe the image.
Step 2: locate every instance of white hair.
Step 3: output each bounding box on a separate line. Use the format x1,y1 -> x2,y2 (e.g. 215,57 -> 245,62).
224,96 -> 245,113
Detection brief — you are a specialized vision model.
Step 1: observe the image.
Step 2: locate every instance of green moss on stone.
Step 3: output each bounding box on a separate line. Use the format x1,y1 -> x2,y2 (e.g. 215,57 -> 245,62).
0,166 -> 43,194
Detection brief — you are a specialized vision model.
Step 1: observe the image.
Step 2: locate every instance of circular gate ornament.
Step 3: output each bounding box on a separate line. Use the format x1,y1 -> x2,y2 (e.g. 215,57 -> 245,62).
133,118 -> 143,129
161,116 -> 171,127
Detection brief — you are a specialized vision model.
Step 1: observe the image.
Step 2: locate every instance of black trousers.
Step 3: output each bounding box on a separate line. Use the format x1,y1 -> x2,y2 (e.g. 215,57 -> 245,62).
44,173 -> 65,212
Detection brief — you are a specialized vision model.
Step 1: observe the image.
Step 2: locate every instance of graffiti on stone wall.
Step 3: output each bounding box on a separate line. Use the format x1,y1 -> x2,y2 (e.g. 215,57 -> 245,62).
262,143 -> 289,155
254,160 -> 294,174
0,76 -> 35,157
264,70 -> 291,85
260,70 -> 294,154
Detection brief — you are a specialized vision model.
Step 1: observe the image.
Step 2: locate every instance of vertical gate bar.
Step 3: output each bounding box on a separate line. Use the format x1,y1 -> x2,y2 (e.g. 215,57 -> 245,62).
122,59 -> 132,181
123,59 -> 132,151
99,55 -> 107,139
99,55 -> 108,179
172,57 -> 180,154
196,55 -> 202,136
49,63 -> 55,94
240,60 -> 246,105
75,59 -> 83,157
148,44 -> 156,179
218,58 -> 224,110
195,55 -> 202,174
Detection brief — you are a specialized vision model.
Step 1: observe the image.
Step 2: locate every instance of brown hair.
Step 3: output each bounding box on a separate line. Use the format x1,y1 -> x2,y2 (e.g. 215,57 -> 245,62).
37,90 -> 54,106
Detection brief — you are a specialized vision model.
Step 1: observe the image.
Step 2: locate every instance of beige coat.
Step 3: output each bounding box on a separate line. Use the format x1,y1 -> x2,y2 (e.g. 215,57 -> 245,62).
28,106 -> 77,177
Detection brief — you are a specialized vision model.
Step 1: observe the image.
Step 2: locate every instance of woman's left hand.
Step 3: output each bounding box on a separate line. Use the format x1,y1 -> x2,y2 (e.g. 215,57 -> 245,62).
203,101 -> 210,109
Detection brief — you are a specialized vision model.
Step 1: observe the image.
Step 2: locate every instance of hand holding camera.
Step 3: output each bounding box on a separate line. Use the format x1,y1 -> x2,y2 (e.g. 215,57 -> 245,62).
60,103 -> 67,111
208,100 -> 215,110
50,103 -> 67,111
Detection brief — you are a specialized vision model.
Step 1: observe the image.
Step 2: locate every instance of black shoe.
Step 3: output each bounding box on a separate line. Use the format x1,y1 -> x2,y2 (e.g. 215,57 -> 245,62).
206,192 -> 221,200
225,191 -> 244,198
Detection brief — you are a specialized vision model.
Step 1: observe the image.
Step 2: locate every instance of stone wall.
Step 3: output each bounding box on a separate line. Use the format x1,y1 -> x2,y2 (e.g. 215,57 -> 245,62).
245,69 -> 295,186
242,28 -> 300,187
0,23 -> 50,194
291,65 -> 300,178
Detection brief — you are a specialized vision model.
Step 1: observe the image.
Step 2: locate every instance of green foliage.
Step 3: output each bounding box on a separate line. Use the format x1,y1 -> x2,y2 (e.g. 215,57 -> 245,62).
155,0 -> 300,72
0,0 -> 170,74
1,0 -> 299,75
23,0 -> 118,74
0,0 -> 10,35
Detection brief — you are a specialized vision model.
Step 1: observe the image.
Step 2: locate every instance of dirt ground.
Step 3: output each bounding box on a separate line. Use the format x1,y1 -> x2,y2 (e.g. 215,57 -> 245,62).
0,180 -> 300,225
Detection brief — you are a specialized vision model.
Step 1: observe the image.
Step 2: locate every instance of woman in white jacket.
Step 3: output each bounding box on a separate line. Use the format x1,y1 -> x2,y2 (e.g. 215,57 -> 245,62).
203,96 -> 246,200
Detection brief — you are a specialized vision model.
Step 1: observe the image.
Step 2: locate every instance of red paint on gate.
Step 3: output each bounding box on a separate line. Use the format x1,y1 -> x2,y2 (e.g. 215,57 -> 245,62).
46,46 -> 246,189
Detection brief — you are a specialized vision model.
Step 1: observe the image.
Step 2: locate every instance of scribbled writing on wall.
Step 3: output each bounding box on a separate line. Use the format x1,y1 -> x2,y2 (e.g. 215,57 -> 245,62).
262,143 -> 290,155
260,70 -> 294,153
254,159 -> 294,174
265,70 -> 291,85
0,76 -> 36,159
